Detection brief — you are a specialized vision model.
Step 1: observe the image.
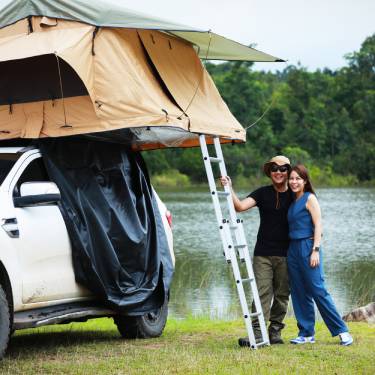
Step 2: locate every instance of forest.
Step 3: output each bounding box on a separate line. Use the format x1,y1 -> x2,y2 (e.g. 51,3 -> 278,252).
143,34 -> 375,187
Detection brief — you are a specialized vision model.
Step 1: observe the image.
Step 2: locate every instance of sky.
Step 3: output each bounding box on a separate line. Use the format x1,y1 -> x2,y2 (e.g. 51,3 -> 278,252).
110,0 -> 374,71
0,0 -> 374,71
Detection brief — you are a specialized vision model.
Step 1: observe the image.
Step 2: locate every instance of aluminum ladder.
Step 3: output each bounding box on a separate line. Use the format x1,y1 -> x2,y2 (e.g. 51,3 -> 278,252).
199,134 -> 269,349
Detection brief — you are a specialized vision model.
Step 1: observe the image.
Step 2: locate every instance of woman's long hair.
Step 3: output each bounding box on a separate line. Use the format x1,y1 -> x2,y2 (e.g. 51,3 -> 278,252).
289,164 -> 316,195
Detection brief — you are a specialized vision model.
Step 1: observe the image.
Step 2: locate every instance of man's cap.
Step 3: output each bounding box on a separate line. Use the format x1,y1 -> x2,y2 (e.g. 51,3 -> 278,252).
263,155 -> 291,177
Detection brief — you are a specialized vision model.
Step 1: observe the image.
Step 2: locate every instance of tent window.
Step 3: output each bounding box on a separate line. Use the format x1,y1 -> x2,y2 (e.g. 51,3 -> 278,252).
0,54 -> 88,106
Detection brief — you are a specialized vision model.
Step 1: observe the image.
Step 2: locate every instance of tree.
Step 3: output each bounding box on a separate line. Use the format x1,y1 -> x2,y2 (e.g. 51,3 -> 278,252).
144,34 -> 375,183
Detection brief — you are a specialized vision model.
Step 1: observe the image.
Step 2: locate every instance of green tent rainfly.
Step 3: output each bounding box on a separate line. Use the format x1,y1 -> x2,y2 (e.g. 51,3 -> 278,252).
0,0 -> 283,62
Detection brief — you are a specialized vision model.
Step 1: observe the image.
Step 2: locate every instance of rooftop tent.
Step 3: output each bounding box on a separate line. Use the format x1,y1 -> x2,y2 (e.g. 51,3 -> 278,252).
0,0 -> 283,149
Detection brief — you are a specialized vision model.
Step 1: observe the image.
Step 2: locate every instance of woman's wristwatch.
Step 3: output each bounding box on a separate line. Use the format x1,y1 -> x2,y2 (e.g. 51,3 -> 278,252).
312,246 -> 320,252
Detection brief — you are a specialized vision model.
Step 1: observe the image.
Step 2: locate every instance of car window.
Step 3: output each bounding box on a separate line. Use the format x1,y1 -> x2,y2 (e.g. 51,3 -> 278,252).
14,158 -> 50,197
0,153 -> 19,186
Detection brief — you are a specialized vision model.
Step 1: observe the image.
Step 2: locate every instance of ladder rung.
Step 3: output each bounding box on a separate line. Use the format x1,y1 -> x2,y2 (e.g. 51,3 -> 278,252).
199,134 -> 267,346
242,278 -> 254,283
209,157 -> 222,163
249,312 -> 261,318
256,341 -> 269,347
234,244 -> 246,249
217,191 -> 230,197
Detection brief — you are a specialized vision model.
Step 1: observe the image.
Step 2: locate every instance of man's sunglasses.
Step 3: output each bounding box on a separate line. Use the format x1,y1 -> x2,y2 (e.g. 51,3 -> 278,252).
270,164 -> 290,173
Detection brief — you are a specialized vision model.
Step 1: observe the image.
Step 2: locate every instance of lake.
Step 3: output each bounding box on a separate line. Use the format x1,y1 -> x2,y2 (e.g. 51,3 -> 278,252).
158,188 -> 375,320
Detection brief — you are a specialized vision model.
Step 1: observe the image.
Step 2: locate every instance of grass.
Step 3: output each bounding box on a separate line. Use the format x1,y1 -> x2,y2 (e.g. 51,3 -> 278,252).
0,317 -> 374,374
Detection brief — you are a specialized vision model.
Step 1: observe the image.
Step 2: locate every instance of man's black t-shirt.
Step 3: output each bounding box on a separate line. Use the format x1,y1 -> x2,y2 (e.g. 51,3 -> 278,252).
248,185 -> 293,257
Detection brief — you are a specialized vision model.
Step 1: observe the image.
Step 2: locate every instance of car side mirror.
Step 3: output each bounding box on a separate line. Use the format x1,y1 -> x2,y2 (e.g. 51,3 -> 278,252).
20,181 -> 60,196
14,182 -> 61,208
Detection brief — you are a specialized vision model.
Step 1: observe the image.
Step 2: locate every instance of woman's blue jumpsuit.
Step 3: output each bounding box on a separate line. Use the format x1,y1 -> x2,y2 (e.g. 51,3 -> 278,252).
287,192 -> 348,337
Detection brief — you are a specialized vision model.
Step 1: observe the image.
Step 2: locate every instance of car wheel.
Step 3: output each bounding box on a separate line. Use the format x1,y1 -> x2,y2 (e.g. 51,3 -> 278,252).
0,285 -> 11,359
114,297 -> 168,339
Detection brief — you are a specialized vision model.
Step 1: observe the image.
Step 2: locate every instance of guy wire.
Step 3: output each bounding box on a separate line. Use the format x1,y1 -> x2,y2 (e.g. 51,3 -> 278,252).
244,94 -> 277,130
179,30 -> 213,118
55,53 -> 69,127
245,60 -> 288,131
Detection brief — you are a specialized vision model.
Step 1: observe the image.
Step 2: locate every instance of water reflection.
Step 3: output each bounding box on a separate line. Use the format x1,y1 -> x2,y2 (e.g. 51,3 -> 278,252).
158,188 -> 375,319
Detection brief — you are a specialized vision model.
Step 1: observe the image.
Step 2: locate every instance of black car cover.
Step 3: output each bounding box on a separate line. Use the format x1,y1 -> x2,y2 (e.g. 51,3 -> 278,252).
38,138 -> 173,315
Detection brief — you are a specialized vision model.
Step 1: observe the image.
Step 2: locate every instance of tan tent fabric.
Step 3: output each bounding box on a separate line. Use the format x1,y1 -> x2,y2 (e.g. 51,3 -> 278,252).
0,94 -> 191,142
0,20 -> 92,62
138,30 -> 246,140
0,17 -> 92,40
0,18 -> 29,39
42,96 -> 189,137
0,103 -> 24,139
40,16 -> 58,27
0,19 -> 190,140
0,101 -> 45,139
0,16 -> 246,147
23,101 -> 44,138
0,95 -> 190,141
54,27 -> 191,134
89,29 -> 187,127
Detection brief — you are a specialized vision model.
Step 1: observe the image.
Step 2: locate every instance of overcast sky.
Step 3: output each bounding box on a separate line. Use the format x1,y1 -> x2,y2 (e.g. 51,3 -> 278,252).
112,0 -> 374,71
1,0 -> 373,71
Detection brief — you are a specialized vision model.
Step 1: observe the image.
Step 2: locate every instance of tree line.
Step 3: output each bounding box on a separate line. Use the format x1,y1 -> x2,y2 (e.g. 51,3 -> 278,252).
143,34 -> 375,186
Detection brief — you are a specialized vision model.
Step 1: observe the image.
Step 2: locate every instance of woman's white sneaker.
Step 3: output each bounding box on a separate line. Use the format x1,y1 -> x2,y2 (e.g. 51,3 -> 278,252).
339,332 -> 353,346
290,336 -> 315,344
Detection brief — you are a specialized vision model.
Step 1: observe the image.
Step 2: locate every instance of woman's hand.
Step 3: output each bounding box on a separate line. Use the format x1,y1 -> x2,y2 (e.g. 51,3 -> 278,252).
219,175 -> 232,188
310,251 -> 320,268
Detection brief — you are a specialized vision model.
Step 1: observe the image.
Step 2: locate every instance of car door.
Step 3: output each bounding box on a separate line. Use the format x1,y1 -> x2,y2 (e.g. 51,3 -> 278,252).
10,154 -> 90,304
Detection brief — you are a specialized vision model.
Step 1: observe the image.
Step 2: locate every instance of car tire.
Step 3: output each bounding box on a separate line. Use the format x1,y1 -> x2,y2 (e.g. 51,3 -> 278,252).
114,298 -> 168,339
0,285 -> 11,360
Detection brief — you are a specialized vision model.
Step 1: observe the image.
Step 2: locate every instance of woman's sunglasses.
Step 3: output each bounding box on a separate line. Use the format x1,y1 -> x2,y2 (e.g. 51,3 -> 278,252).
270,164 -> 290,173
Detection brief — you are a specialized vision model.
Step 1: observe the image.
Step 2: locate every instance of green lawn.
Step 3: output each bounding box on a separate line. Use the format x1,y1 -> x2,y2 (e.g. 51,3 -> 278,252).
1,317 -> 374,374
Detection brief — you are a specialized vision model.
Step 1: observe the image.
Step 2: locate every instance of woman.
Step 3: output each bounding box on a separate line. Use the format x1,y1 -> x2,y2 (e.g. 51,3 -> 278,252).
287,164 -> 353,346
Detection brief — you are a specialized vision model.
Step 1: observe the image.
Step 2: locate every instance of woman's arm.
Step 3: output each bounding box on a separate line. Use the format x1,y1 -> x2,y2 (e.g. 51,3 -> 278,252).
219,176 -> 257,212
306,194 -> 323,268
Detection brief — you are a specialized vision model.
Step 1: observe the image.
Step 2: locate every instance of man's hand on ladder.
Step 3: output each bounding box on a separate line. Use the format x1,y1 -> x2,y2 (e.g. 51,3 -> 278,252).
220,175 -> 232,187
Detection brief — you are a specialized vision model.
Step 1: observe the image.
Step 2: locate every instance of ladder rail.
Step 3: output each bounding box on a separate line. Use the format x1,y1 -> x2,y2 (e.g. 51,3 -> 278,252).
199,135 -> 269,348
200,137 -> 231,262
213,137 -> 246,261
213,137 -> 269,343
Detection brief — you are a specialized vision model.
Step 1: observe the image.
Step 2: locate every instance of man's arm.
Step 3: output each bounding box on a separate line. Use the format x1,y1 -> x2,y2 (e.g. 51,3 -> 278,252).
219,176 -> 257,212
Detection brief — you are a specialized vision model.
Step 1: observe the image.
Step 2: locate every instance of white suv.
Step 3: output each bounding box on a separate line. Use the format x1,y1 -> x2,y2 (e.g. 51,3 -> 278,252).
0,146 -> 174,359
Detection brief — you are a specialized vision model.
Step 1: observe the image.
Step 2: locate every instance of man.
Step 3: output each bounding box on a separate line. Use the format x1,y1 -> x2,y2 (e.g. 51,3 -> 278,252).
220,155 -> 292,345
